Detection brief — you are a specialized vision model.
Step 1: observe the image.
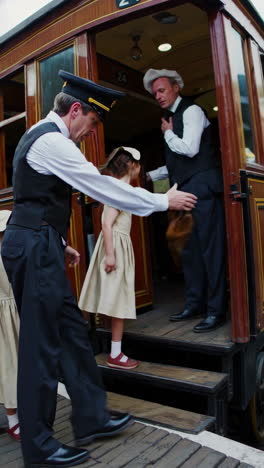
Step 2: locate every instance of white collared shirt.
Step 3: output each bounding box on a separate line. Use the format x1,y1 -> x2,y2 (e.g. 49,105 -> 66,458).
149,96 -> 210,182
26,111 -> 168,216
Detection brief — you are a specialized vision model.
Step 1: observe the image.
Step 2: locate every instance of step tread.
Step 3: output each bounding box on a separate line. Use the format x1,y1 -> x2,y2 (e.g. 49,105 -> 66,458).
97,318 -> 235,354
96,354 -> 228,394
107,391 -> 215,434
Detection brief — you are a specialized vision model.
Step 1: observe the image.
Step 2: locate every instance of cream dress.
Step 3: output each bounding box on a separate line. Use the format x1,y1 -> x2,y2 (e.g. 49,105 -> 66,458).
79,206 -> 136,319
0,245 -> 19,408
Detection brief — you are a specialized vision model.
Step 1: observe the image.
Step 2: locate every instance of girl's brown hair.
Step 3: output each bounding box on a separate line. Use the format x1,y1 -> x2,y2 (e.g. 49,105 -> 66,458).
103,149 -> 140,178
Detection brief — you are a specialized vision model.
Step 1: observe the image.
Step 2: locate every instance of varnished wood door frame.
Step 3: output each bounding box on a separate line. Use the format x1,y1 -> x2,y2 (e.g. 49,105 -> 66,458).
209,10 -> 250,343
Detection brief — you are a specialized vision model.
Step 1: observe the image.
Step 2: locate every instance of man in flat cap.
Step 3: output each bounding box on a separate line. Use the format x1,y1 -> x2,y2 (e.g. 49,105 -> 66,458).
2,70 -> 196,468
143,68 -> 227,333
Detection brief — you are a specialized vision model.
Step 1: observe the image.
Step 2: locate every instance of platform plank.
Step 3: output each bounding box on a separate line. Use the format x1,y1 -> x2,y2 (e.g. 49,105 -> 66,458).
218,457 -> 240,468
180,446 -> 225,467
97,354 -> 228,395
150,438 -> 201,468
0,396 -> 254,468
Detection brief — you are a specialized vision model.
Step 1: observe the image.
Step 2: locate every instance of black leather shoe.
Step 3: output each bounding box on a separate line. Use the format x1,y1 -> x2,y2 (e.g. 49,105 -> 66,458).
75,413 -> 133,446
193,315 -> 225,333
24,444 -> 89,467
169,308 -> 201,321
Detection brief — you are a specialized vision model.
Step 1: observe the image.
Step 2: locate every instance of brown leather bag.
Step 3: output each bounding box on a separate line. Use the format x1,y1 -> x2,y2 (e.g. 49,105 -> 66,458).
166,211 -> 194,255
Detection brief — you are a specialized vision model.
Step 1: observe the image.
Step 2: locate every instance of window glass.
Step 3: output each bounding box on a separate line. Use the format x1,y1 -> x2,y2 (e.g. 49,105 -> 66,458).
39,46 -> 74,118
231,28 -> 255,163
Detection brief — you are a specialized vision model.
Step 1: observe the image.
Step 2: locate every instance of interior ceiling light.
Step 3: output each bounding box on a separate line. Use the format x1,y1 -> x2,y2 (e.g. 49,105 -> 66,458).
154,35 -> 172,52
152,12 -> 178,24
213,106 -> 218,111
130,35 -> 142,61
158,42 -> 172,52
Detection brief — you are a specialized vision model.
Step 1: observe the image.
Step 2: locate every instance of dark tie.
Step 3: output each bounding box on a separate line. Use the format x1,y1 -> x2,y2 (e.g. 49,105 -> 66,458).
163,110 -> 174,122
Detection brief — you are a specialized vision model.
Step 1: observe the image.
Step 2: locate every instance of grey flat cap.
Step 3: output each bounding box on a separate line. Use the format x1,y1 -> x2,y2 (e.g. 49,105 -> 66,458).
143,68 -> 184,94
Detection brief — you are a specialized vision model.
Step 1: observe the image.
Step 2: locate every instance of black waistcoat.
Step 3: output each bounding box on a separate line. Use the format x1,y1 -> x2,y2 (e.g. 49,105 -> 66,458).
10,122 -> 72,240
165,98 -> 218,187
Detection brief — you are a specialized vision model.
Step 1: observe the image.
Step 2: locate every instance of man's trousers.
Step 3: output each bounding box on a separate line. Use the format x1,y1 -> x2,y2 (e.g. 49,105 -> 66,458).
2,225 -> 109,462
180,169 -> 227,317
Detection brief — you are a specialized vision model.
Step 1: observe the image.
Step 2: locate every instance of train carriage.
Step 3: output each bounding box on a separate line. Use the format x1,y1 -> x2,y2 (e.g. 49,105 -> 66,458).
0,0 -> 264,442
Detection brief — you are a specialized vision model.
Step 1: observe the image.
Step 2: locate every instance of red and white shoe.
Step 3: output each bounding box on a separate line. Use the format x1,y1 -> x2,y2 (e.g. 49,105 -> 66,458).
6,423 -> 21,441
107,353 -> 139,370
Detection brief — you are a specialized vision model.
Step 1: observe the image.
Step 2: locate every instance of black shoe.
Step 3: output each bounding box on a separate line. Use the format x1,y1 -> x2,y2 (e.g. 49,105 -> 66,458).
24,444 -> 89,467
193,315 -> 225,333
75,413 -> 133,446
169,308 -> 201,321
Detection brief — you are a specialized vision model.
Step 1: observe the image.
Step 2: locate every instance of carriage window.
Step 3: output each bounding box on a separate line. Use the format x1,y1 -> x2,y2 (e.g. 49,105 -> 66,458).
39,46 -> 74,118
230,28 -> 255,163
0,70 -> 26,188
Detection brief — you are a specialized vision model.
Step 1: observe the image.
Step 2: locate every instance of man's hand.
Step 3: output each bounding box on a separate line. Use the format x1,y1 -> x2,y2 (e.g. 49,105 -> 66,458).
161,116 -> 173,133
166,184 -> 197,211
146,173 -> 152,183
65,245 -> 81,266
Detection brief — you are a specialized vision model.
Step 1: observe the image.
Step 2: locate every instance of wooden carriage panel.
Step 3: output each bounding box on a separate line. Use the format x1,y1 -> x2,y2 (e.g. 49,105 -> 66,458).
66,192 -> 88,299
246,176 -> 264,330
0,0 -> 174,79
131,216 -> 153,308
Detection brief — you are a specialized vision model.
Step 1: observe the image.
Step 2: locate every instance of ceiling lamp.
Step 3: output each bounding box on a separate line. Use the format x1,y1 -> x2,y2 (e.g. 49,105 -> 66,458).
158,42 -> 172,52
130,35 -> 142,61
152,12 -> 178,24
154,35 -> 172,52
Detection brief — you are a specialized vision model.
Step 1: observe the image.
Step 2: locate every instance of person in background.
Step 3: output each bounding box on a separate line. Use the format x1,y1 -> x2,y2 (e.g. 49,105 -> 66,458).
143,68 -> 227,333
79,147 -> 141,370
2,70 -> 197,468
0,210 -> 20,442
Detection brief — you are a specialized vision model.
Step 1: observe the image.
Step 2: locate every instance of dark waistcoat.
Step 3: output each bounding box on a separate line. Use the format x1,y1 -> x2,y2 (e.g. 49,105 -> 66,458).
165,98 -> 218,187
10,122 -> 72,240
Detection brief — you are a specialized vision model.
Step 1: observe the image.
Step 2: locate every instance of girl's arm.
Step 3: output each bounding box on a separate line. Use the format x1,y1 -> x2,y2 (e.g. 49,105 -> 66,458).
65,245 -> 80,266
102,206 -> 120,273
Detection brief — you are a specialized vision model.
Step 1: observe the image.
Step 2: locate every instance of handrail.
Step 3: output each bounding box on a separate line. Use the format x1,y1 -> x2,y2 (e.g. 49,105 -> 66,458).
0,111 -> 26,129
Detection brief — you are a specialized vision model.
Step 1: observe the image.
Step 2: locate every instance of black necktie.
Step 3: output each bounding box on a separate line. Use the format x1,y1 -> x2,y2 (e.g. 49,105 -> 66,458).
163,110 -> 174,122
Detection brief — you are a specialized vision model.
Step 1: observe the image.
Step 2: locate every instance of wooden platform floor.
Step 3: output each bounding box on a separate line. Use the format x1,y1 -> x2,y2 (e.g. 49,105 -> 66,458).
0,396 -> 254,468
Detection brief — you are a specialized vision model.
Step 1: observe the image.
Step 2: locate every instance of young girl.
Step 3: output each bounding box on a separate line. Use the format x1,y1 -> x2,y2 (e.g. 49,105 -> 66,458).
0,210 -> 20,441
79,147 -> 141,370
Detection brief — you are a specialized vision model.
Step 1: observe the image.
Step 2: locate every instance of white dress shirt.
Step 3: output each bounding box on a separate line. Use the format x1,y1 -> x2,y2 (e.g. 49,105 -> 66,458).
26,111 -> 168,216
149,96 -> 210,182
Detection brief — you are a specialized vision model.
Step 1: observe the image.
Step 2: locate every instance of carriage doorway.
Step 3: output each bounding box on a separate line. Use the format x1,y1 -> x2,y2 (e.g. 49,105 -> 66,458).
94,2 -> 222,313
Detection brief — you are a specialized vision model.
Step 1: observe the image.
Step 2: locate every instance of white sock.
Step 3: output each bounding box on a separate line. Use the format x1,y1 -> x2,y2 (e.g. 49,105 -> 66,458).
111,341 -> 122,358
110,341 -> 128,362
7,412 -> 20,435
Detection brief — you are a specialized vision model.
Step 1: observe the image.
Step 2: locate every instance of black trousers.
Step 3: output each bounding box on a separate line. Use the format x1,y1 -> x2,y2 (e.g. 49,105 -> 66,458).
179,169 -> 227,317
2,225 -> 109,462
